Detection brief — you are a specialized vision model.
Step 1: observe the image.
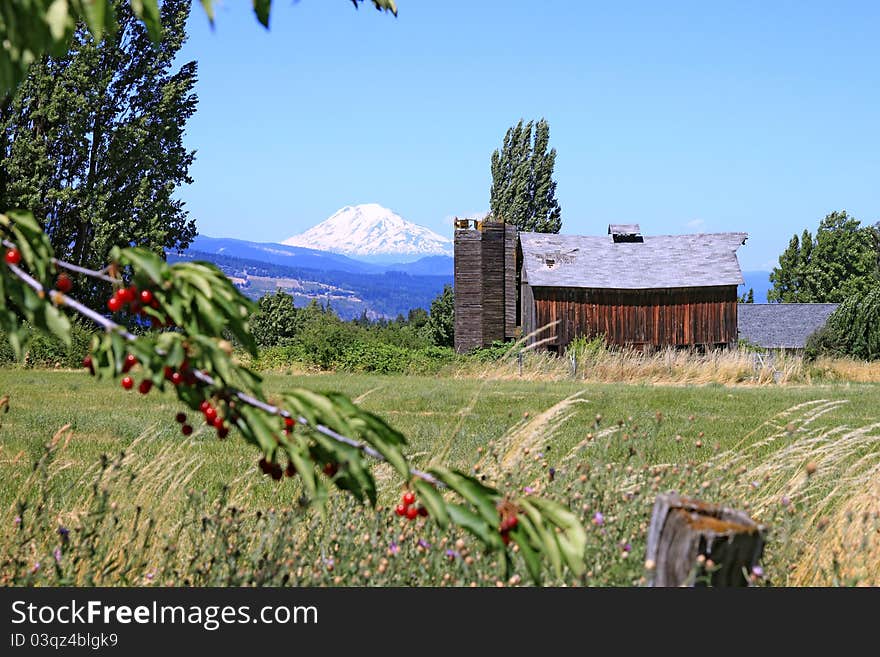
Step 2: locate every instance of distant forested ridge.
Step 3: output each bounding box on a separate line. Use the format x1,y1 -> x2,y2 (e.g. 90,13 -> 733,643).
169,250 -> 451,320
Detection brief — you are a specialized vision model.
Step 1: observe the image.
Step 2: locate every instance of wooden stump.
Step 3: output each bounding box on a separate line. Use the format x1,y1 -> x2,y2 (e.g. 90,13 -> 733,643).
646,493 -> 765,587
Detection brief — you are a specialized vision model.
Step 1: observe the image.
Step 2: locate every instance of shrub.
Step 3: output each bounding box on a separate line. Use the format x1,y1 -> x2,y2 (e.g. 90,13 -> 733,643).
807,287 -> 880,361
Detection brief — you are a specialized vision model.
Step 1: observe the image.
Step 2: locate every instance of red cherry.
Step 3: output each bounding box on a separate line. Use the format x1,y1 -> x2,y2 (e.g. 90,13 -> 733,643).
170,372 -> 182,386
417,506 -> 429,517
140,289 -> 153,304
199,400 -> 210,412
285,462 -> 297,477
164,366 -> 174,380
217,427 -> 229,439
501,532 -> 511,546
284,416 -> 294,429
323,463 -> 338,477
123,286 -> 137,303
82,355 -> 94,374
395,504 -> 407,516
122,353 -> 137,372
402,491 -> 416,507
107,297 -> 122,312
204,407 -> 217,423
121,376 -> 134,390
181,424 -> 193,436
175,412 -> 187,424
56,273 -> 73,293
212,415 -> 224,429
4,248 -> 21,266
258,457 -> 272,474
138,379 -> 152,395
405,506 -> 419,520
270,463 -> 283,481
150,298 -> 160,309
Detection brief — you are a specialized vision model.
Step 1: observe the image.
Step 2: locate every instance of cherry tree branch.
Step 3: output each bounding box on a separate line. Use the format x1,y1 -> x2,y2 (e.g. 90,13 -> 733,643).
5,255 -> 442,487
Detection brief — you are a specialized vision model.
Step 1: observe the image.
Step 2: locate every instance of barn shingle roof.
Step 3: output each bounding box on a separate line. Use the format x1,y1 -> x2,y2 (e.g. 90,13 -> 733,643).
737,303 -> 839,349
519,231 -> 748,289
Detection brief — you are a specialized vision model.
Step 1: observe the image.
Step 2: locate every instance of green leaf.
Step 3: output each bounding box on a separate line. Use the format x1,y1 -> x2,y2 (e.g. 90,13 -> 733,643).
43,303 -> 71,345
520,499 -> 563,579
510,528 -> 542,585
45,0 -> 72,42
253,0 -> 271,27
446,503 -> 501,549
80,0 -> 108,40
412,479 -> 449,528
120,247 -> 166,286
430,467 -> 499,528
199,0 -> 215,24
130,0 -> 162,42
527,497 -> 587,576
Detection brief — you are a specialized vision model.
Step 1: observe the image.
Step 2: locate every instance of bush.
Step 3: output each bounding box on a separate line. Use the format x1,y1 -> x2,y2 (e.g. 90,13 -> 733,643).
806,287 -> 880,361
0,321 -> 92,368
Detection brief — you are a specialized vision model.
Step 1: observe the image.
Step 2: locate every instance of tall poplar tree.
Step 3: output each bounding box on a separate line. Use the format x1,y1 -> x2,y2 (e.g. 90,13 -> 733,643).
0,0 -> 197,296
489,118 -> 562,233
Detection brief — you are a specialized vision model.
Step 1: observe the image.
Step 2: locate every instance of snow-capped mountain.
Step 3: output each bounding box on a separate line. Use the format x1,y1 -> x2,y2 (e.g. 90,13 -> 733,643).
282,204 -> 453,259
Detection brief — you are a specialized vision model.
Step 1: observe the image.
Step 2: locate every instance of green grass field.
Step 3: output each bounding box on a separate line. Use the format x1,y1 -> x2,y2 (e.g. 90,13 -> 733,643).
2,369 -> 879,586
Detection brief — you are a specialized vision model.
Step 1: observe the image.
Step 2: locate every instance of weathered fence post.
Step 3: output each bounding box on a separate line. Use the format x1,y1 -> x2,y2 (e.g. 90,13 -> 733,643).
646,493 -> 765,587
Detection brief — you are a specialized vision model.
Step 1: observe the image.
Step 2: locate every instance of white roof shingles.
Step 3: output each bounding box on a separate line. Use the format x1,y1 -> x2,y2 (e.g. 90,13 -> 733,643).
520,231 -> 748,289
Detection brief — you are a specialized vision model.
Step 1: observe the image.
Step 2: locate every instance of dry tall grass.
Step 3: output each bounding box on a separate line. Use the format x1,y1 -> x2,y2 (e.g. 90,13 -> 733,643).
455,343 -> 880,386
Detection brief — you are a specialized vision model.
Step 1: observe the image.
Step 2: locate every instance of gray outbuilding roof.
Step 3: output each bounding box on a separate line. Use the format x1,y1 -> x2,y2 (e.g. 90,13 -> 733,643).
519,231 -> 748,289
737,303 -> 839,349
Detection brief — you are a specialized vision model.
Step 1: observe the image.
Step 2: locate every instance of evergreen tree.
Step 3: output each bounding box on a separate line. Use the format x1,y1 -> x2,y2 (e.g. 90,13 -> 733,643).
768,211 -> 879,303
489,118 -> 561,233
0,0 -> 197,304
738,288 -> 754,303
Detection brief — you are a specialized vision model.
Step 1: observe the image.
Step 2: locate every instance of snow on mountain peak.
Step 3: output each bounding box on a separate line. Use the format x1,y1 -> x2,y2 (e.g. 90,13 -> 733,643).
282,204 -> 453,258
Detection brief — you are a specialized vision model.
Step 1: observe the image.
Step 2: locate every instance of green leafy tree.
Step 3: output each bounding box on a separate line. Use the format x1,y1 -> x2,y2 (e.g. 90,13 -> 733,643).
427,284 -> 454,347
251,289 -> 300,348
489,118 -> 561,233
769,211 -> 879,303
0,0 -> 197,306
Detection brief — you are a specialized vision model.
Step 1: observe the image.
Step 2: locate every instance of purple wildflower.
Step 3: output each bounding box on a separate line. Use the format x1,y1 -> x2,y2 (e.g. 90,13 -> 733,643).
523,486 -> 535,494
418,539 -> 431,550
622,542 -> 632,553
389,541 -> 399,555
32,561 -> 40,573
53,548 -> 62,564
445,549 -> 460,560
751,565 -> 764,578
324,557 -> 335,567
13,516 -> 21,526
592,511 -> 605,526
145,572 -> 154,581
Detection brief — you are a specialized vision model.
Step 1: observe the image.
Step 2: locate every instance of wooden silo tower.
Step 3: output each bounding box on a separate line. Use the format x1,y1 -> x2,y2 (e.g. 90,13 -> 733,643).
453,218 -> 518,353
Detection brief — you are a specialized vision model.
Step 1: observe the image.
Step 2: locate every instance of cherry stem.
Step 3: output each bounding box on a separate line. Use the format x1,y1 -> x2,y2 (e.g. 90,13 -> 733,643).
5,252 -> 443,489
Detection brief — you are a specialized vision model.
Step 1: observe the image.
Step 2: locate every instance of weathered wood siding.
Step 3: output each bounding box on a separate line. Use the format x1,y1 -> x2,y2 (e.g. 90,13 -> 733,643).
504,224 -> 518,338
529,286 -> 738,349
454,222 -> 514,352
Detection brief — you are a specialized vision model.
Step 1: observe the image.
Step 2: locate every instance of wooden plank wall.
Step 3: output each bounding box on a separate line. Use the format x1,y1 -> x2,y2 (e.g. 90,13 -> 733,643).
479,223 -> 507,346
454,222 -> 513,352
531,286 -> 738,350
453,230 -> 484,352
504,224 -> 518,338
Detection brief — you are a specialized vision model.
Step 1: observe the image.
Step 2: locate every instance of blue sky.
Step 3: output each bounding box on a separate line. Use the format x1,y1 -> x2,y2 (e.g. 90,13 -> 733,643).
177,0 -> 880,271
